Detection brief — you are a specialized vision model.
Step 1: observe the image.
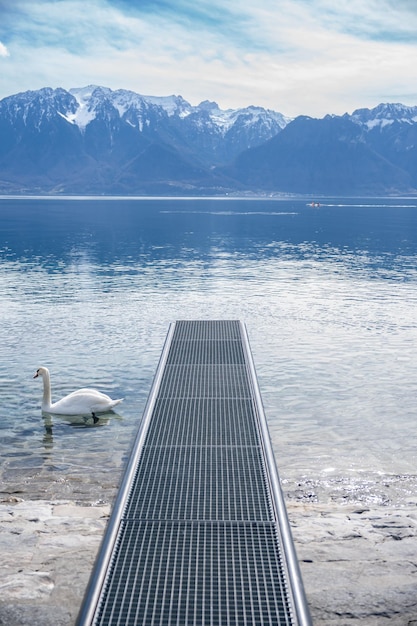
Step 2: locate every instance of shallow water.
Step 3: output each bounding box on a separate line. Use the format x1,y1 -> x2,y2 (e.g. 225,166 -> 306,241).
1,196 -> 417,507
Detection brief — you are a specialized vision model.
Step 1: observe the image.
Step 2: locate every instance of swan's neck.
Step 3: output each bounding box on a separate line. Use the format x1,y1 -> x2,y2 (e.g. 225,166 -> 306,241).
41,371 -> 52,411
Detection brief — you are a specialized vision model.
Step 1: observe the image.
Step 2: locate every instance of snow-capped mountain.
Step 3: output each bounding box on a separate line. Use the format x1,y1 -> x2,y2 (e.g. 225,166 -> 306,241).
0,88 -> 417,195
0,85 -> 288,159
0,85 -> 290,194
224,103 -> 417,195
349,103 -> 417,129
67,85 -> 289,135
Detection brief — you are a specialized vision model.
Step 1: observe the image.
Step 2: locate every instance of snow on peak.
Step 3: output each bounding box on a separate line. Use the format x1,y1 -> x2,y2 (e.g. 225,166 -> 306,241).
351,102 -> 417,129
198,100 -> 220,112
7,85 -> 291,136
140,94 -> 192,117
69,85 -> 103,105
67,86 -> 103,129
68,87 -> 193,125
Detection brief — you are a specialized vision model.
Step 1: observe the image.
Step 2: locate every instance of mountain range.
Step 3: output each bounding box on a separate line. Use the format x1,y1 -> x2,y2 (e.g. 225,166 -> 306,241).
1,85 -> 417,195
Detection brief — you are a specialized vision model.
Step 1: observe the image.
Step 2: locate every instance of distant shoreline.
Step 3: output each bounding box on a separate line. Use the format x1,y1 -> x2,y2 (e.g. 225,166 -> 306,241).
2,193 -> 417,201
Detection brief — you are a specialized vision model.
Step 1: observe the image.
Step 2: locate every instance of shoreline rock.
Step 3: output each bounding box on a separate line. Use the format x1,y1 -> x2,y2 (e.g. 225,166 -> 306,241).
1,497 -> 416,625
0,497 -> 110,626
288,502 -> 417,625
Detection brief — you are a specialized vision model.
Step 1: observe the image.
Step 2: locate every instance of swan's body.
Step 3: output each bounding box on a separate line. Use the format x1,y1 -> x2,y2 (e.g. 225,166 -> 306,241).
34,367 -> 123,422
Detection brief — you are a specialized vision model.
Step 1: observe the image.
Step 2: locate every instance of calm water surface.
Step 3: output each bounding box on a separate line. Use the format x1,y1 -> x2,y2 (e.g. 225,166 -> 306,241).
1,196 -> 416,507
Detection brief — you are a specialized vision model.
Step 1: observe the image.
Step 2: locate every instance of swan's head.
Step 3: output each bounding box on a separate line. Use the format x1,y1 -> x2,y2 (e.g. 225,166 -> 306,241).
34,366 -> 49,379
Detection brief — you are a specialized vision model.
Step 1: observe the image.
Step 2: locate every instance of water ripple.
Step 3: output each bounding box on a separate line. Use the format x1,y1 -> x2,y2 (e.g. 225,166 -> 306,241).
1,197 -> 417,505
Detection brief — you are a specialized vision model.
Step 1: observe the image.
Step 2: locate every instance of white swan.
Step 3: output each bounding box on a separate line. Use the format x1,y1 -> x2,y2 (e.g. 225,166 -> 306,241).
34,366 -> 123,423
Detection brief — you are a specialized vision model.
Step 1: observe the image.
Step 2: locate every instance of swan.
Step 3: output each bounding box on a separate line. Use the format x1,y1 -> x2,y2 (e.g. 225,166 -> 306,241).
34,366 -> 123,423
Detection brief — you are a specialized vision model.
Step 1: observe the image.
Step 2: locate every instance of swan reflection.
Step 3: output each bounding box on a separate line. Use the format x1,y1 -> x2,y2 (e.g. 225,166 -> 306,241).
41,411 -> 121,450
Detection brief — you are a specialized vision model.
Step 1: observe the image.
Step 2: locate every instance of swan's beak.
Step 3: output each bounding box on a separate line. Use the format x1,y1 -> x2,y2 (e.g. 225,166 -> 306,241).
33,371 -> 39,378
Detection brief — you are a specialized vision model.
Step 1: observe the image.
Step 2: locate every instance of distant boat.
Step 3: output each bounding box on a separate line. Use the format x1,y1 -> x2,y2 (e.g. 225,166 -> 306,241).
307,201 -> 320,207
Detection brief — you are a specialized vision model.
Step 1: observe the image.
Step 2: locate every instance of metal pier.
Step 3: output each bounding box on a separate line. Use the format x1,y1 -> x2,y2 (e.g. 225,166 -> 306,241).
77,320 -> 312,626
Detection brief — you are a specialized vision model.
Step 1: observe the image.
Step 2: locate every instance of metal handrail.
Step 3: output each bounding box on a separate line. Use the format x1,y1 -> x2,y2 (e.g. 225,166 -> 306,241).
76,323 -> 176,626
239,321 -> 313,626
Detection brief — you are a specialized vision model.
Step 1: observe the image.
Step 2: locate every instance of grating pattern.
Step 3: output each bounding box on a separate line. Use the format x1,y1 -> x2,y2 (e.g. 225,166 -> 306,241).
167,339 -> 246,365
171,320 -> 242,342
125,445 -> 271,521
97,521 -> 293,626
158,364 -> 252,399
89,321 -> 297,626
146,398 -> 260,447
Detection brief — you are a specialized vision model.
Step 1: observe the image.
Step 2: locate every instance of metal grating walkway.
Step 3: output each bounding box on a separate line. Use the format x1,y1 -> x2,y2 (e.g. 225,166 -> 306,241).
77,320 -> 312,626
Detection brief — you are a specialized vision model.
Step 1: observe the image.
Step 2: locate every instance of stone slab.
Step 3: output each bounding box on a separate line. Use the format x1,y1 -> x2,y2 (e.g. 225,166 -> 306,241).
0,497 -> 416,625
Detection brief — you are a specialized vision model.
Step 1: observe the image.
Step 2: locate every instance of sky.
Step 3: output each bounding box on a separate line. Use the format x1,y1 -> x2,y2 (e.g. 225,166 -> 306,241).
1,0 -> 417,118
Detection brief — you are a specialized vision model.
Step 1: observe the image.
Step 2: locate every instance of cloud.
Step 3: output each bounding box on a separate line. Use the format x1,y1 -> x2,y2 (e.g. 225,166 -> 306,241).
1,0 -> 417,116
291,0 -> 417,41
0,41 -> 10,57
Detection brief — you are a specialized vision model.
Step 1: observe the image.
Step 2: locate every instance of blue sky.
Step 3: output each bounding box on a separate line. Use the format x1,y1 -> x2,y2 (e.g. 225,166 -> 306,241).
1,0 -> 417,117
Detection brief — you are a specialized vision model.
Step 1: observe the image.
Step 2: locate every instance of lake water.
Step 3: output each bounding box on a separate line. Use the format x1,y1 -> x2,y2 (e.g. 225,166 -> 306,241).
1,196 -> 417,508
